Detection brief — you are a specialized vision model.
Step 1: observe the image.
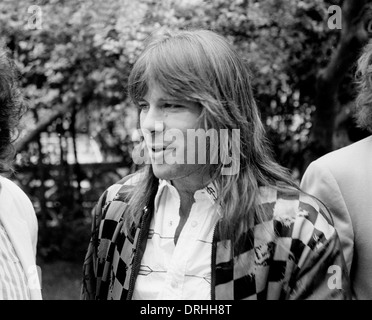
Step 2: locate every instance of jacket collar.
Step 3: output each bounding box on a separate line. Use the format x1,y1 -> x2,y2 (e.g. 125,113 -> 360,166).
154,179 -> 220,213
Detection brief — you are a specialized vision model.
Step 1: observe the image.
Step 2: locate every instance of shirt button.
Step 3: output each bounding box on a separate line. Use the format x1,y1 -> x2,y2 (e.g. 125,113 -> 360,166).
171,280 -> 178,288
191,221 -> 198,228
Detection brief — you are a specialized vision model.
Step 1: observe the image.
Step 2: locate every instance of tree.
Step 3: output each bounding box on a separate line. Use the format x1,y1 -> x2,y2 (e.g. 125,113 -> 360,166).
304,0 -> 372,169
1,0 -> 370,259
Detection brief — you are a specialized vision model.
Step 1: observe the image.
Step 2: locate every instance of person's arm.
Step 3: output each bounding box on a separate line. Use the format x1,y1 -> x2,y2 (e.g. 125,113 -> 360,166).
80,181 -> 128,300
300,161 -> 354,273
286,199 -> 351,300
80,188 -> 109,300
17,193 -> 38,256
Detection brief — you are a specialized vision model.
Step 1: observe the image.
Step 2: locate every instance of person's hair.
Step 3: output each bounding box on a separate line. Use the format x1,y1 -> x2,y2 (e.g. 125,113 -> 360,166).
355,42 -> 372,133
125,29 -> 298,243
0,43 -> 25,174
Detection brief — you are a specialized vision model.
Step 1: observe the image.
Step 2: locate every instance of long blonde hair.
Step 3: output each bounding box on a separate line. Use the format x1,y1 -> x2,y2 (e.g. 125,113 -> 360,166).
125,29 -> 298,243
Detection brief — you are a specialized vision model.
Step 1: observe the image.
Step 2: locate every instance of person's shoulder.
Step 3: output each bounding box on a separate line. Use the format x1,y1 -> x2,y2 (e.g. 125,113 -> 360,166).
259,185 -> 318,209
0,175 -> 32,205
304,135 -> 372,180
0,175 -> 36,224
258,185 -> 335,239
115,171 -> 144,187
313,135 -> 372,166
104,171 -> 144,203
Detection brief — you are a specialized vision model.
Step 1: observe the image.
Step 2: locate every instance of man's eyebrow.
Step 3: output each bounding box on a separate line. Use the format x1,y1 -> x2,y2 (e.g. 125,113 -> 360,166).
159,98 -> 182,102
137,97 -> 186,103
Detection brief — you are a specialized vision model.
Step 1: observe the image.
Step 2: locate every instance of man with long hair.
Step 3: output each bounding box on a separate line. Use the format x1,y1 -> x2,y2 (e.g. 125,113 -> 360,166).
0,43 -> 41,300
301,43 -> 372,300
82,29 -> 350,300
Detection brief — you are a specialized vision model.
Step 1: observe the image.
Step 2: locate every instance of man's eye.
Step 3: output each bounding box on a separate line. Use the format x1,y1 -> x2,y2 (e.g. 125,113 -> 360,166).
163,103 -> 182,109
138,104 -> 149,111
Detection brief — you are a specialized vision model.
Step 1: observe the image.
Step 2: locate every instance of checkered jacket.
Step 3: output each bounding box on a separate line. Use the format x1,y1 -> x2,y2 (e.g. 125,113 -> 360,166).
81,176 -> 351,300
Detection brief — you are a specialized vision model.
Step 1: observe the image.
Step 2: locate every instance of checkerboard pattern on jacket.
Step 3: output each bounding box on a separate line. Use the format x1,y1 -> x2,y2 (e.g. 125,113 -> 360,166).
81,176 -> 351,300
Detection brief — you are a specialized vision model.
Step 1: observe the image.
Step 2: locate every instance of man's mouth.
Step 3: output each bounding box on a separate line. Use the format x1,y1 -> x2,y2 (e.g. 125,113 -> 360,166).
151,146 -> 167,152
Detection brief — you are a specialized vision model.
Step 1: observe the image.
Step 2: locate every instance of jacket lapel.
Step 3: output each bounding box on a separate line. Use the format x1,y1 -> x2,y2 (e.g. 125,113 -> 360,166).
214,237 -> 234,300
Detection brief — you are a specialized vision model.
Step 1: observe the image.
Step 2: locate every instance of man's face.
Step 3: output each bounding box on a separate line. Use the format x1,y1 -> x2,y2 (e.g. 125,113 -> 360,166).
138,83 -> 206,182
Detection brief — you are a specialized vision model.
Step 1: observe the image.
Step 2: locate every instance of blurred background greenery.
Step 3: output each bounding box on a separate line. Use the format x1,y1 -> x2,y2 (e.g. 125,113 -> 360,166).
1,0 -> 372,299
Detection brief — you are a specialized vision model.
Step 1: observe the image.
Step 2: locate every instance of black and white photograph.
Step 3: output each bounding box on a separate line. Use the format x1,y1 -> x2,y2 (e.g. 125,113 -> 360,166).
0,0 -> 371,305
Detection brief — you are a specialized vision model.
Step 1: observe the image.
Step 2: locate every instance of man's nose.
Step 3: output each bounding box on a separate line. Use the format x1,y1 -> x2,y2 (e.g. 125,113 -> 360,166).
140,105 -> 165,134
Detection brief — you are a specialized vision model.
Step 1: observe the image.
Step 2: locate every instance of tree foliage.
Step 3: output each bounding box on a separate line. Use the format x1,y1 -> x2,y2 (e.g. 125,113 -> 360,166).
2,0 -> 368,170
0,0 -> 370,260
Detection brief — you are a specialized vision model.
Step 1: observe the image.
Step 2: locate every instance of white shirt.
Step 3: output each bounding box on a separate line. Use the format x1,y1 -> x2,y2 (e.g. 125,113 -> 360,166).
0,222 -> 30,299
0,176 -> 41,300
132,179 -> 221,300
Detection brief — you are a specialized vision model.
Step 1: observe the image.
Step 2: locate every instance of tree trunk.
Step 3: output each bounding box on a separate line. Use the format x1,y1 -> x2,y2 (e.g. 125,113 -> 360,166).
32,109 -> 48,231
70,104 -> 84,218
15,99 -> 75,153
302,0 -> 372,174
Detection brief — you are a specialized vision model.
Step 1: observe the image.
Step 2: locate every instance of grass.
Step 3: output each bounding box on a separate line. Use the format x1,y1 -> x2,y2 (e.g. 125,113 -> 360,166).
38,259 -> 83,300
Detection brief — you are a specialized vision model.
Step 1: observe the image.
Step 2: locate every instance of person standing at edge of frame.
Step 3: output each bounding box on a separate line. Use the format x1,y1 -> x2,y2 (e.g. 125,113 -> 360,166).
81,28 -> 351,300
0,43 -> 42,300
301,42 -> 372,300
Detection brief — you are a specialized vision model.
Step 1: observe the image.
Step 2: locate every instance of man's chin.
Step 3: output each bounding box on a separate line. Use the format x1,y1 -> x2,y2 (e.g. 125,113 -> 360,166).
151,163 -> 207,182
151,164 -> 176,181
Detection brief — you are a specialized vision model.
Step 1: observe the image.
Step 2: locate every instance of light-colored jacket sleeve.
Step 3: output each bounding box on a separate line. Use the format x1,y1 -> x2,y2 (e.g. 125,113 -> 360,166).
0,176 -> 41,299
17,189 -> 38,256
300,161 -> 354,273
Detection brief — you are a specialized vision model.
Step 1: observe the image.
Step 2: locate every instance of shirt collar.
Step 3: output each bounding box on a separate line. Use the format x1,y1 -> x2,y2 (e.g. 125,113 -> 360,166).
154,179 -> 219,213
